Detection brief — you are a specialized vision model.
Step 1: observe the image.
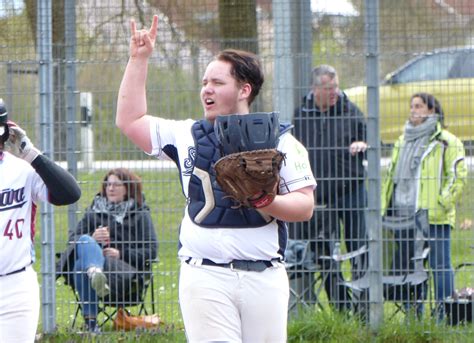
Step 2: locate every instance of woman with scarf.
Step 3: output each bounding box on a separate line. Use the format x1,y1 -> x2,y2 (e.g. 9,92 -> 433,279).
57,168 -> 158,332
381,92 -> 467,320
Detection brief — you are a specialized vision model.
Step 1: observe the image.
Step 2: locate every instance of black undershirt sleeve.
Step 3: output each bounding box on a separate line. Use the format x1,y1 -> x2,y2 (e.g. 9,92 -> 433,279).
30,154 -> 81,205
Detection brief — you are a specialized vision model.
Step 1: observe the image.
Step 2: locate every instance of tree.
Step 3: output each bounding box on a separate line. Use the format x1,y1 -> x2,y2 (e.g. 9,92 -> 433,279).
218,0 -> 258,53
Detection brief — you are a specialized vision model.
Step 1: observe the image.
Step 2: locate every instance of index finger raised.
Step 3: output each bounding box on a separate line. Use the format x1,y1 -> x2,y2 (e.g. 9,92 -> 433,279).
130,18 -> 137,35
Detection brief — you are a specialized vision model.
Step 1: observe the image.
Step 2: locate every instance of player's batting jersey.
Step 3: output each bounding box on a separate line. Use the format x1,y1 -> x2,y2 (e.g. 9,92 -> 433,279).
0,151 -> 48,275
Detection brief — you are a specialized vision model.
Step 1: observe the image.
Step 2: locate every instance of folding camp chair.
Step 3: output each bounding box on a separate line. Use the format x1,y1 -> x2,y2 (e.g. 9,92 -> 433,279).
286,205 -> 365,315
285,239 -> 323,314
286,209 -> 330,315
342,209 -> 430,319
319,242 -> 369,316
444,246 -> 474,325
71,258 -> 158,329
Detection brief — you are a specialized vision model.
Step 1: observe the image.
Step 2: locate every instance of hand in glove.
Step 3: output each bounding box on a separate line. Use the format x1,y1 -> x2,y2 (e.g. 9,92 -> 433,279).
214,149 -> 285,208
4,121 -> 41,163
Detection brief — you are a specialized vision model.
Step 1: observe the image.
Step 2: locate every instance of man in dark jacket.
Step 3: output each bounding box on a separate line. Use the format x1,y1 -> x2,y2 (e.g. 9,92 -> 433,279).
290,65 -> 368,312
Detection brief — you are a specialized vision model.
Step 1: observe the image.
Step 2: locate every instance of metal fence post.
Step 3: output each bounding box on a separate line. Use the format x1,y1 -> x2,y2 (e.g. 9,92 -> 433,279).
65,0 -> 79,237
273,0 -> 313,120
38,0 -> 56,333
273,0 -> 295,122
365,0 -> 384,331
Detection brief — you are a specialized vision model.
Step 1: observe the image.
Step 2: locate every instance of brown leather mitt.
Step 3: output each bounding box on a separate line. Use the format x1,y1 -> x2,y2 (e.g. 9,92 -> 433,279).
214,148 -> 285,208
113,308 -> 161,331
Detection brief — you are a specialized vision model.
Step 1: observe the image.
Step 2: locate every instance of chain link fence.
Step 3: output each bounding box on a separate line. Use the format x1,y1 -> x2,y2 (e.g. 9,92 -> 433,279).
1,0 -> 473,338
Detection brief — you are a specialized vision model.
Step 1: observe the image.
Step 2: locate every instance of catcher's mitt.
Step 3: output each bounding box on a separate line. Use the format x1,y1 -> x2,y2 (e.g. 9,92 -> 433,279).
214,148 -> 285,208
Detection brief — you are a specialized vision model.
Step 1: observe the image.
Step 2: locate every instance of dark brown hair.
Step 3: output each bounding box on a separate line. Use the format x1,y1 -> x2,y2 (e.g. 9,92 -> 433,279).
215,49 -> 264,105
411,92 -> 445,127
101,168 -> 143,206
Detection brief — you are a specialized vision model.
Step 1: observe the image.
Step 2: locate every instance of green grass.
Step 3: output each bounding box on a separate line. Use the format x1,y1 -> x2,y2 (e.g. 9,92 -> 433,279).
38,329 -> 187,343
288,309 -> 474,343
33,170 -> 474,341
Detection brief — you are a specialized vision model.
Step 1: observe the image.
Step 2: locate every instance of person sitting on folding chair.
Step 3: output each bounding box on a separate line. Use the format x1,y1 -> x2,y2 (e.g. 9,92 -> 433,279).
381,93 -> 467,320
56,168 -> 158,332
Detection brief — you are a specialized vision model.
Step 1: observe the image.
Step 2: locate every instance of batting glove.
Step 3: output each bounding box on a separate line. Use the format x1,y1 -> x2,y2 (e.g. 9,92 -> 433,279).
5,121 -> 41,163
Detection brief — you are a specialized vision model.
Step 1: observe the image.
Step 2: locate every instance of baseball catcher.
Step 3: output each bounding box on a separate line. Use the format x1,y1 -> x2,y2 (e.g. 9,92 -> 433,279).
214,112 -> 285,209
117,26 -> 317,340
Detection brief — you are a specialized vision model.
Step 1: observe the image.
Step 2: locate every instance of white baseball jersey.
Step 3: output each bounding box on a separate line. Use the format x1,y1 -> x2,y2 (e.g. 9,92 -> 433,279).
0,151 -> 48,275
149,117 -> 316,263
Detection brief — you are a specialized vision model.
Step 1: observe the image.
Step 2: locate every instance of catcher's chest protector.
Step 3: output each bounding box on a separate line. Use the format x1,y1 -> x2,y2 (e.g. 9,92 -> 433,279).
187,120 -> 273,228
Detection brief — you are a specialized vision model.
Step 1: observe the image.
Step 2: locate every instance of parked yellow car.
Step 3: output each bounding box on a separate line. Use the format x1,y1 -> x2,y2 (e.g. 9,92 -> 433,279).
344,47 -> 474,145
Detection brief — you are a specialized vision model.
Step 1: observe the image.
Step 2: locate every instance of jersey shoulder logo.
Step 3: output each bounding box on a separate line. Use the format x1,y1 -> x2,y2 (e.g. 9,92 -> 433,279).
183,146 -> 196,176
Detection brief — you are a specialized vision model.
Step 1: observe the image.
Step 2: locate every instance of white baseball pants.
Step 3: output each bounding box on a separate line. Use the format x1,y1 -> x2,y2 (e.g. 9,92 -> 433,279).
0,266 -> 40,343
179,260 -> 289,343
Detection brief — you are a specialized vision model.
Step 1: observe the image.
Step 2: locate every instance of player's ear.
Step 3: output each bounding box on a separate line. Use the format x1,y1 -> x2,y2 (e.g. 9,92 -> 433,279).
239,83 -> 252,101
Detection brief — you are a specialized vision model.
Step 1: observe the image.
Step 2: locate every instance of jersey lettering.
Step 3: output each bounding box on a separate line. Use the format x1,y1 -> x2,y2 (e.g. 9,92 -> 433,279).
0,187 -> 27,211
3,219 -> 24,240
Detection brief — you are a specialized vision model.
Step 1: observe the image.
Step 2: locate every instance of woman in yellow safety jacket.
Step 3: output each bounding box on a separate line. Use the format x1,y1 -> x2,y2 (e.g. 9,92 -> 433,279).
381,92 -> 467,320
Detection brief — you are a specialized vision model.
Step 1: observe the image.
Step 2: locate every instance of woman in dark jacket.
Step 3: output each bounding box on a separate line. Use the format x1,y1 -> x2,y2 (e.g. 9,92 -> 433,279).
57,168 -> 158,332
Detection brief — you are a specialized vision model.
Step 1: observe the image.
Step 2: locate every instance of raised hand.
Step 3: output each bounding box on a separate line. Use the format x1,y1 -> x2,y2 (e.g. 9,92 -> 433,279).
129,15 -> 159,60
5,121 -> 41,163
